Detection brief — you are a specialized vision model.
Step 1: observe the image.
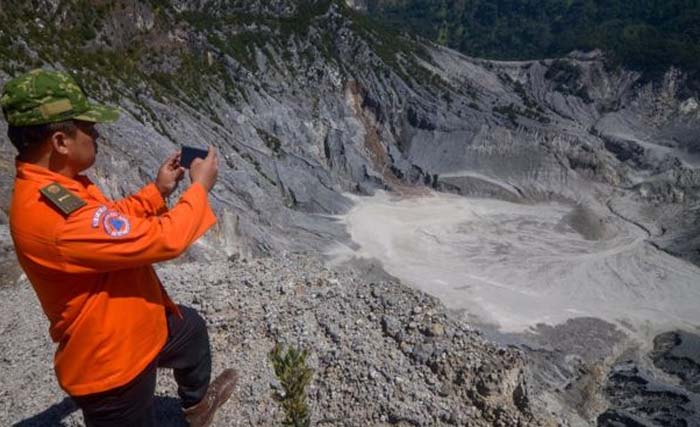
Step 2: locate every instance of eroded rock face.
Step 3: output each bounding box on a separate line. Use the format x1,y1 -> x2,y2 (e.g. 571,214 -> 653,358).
651,331 -> 700,395
0,1 -> 699,263
1,2 -> 700,426
598,362 -> 700,427
594,331 -> 700,427
0,225 -> 21,287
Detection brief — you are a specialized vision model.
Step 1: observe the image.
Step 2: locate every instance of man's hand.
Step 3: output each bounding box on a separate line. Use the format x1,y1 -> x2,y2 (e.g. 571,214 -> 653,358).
155,152 -> 186,198
190,146 -> 218,193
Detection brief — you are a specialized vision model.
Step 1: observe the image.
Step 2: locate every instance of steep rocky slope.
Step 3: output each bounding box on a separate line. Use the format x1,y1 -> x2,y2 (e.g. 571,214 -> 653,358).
1,0 -> 699,262
2,255 -> 553,427
1,1 -> 700,426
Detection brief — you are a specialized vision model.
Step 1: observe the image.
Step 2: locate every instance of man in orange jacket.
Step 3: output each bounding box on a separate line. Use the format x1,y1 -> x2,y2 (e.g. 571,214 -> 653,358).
2,69 -> 236,427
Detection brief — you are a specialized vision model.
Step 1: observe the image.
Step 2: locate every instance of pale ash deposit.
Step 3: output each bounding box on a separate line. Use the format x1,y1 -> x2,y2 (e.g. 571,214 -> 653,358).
331,191 -> 700,335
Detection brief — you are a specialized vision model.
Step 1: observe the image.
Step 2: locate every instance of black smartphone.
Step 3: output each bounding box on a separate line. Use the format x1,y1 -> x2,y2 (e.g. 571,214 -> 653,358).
180,145 -> 209,169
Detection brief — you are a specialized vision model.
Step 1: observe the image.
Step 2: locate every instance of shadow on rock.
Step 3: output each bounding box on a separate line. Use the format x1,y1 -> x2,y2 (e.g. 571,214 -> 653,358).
12,398 -> 77,427
13,396 -> 186,426
153,396 -> 188,427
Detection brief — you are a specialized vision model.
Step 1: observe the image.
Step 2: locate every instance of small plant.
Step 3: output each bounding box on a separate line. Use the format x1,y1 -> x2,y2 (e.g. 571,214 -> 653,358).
256,128 -> 282,154
269,344 -> 314,427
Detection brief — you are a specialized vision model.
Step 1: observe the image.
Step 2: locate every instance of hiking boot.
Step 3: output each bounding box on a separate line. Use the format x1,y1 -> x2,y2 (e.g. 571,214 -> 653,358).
183,369 -> 238,427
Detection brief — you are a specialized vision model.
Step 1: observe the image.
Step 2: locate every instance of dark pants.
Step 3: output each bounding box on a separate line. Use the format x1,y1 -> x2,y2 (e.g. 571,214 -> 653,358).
72,306 -> 212,427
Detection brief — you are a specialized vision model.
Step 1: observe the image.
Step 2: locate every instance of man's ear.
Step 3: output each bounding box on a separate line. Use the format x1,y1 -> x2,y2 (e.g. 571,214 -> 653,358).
49,131 -> 70,155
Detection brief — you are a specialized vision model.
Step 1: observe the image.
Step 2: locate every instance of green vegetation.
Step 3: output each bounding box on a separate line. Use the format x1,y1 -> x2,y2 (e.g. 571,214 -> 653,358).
545,59 -> 593,102
241,152 -> 277,186
0,0 -> 438,94
278,0 -> 335,38
269,344 -> 314,427
493,102 -> 550,125
0,0 -> 246,136
349,7 -> 429,69
367,0 -> 700,80
256,128 -> 282,154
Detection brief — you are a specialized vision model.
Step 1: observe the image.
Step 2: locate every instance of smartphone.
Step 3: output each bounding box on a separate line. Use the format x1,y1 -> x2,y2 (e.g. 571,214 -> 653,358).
180,145 -> 209,169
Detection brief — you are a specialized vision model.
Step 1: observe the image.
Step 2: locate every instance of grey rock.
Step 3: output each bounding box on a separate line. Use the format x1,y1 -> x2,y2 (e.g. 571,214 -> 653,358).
381,315 -> 402,339
1,2 -> 700,427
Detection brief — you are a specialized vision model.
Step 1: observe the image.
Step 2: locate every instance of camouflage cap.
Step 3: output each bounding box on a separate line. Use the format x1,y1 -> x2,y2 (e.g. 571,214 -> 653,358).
0,69 -> 119,126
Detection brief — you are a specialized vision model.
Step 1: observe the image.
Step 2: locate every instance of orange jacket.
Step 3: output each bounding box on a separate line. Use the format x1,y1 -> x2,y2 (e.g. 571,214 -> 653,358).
9,161 -> 216,396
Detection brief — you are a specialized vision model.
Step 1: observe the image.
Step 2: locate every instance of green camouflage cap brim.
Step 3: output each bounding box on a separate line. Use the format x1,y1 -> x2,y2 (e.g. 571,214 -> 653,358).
73,102 -> 120,123
0,69 -> 119,126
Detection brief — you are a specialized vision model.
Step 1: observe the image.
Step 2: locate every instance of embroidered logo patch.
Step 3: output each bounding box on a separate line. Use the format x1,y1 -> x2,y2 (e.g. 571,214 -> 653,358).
91,206 -> 108,228
102,211 -> 131,238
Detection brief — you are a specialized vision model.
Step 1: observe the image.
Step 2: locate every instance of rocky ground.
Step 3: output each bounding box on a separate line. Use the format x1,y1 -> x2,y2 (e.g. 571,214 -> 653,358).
0,246 -> 555,427
595,331 -> 700,427
1,2 -> 700,426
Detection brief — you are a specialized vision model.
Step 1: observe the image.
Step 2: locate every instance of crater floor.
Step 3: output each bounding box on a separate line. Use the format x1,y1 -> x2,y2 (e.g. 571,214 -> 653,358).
332,191 -> 700,336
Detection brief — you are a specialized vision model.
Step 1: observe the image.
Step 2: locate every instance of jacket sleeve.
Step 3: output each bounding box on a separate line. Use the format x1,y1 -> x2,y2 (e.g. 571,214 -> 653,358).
111,182 -> 168,218
55,183 -> 216,273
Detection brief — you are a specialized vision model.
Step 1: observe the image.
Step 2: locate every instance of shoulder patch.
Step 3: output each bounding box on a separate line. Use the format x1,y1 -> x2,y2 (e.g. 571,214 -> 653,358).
40,183 -> 87,216
102,210 -> 131,238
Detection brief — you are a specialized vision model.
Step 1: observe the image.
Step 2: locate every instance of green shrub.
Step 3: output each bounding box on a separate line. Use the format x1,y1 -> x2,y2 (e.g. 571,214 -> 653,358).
270,344 -> 314,427
256,128 -> 282,154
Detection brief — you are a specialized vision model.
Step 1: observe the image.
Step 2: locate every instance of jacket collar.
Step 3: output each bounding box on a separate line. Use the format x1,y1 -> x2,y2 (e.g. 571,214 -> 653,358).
15,160 -> 93,196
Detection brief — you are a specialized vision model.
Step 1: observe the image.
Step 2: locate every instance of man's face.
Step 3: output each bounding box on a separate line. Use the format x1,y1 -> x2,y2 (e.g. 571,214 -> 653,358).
65,121 -> 99,172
